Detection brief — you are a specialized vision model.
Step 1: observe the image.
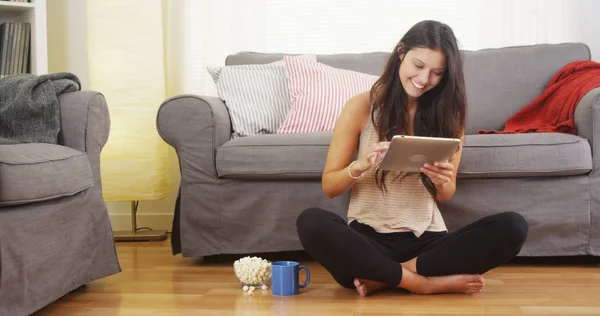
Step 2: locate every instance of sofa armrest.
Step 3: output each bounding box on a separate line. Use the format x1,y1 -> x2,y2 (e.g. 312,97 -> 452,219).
574,87 -> 600,165
575,87 -> 600,255
57,91 -> 110,184
58,91 -> 110,153
156,94 -> 231,178
156,95 -> 231,255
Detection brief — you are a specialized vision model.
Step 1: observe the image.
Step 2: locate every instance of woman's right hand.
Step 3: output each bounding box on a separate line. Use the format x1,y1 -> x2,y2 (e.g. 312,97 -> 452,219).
352,141 -> 390,175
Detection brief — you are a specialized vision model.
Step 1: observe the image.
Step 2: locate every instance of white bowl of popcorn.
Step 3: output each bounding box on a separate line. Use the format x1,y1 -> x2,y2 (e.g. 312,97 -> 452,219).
233,256 -> 272,289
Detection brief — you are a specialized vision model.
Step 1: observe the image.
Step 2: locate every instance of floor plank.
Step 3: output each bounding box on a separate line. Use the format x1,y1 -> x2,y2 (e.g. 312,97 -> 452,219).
34,235 -> 600,316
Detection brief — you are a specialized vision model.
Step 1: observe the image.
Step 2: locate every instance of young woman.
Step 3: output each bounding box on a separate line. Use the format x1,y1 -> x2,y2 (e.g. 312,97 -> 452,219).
295,20 -> 529,297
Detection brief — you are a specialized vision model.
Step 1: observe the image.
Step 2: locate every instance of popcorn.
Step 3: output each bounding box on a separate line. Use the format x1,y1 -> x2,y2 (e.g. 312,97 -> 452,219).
234,256 -> 272,288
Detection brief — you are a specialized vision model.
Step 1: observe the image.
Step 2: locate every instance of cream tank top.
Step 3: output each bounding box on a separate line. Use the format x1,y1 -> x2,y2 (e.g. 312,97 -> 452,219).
347,114 -> 447,237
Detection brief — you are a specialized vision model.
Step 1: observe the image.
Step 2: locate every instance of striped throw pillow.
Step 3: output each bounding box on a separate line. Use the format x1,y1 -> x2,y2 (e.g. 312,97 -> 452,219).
207,54 -> 316,138
277,56 -> 379,134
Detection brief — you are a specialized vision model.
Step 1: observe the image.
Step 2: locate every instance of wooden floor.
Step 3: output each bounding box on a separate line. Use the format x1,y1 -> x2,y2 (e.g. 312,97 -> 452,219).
34,235 -> 600,316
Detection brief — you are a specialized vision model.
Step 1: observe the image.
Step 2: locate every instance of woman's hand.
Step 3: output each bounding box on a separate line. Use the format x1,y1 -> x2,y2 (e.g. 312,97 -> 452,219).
352,141 -> 390,175
420,160 -> 455,187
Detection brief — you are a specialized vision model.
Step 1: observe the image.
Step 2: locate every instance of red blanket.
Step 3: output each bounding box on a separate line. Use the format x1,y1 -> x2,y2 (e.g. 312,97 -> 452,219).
478,60 -> 600,135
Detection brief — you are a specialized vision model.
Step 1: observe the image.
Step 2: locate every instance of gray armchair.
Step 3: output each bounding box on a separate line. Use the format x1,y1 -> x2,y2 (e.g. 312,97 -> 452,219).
0,91 -> 121,316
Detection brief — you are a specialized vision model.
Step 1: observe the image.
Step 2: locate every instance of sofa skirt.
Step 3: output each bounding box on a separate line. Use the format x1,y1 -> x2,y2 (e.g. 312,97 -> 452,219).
0,189 -> 121,316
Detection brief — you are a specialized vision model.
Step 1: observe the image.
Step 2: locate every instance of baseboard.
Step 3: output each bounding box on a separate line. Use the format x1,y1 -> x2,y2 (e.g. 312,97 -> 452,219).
109,213 -> 174,232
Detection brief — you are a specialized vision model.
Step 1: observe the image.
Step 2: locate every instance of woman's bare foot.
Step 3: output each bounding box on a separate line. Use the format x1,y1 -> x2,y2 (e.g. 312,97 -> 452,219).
396,259 -> 485,295
353,278 -> 388,297
407,273 -> 485,295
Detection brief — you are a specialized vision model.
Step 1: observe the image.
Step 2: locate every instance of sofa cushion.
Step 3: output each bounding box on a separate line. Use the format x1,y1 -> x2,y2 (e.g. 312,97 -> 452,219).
458,133 -> 592,178
226,51 -> 390,77
217,132 -> 592,181
0,143 -> 93,207
216,132 -> 332,180
225,44 -> 592,136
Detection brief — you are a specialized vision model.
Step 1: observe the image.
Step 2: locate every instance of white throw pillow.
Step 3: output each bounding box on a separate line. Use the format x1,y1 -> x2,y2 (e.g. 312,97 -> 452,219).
207,54 -> 316,138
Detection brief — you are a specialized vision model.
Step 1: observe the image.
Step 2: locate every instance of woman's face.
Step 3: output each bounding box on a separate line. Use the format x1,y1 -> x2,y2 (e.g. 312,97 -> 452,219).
398,47 -> 446,100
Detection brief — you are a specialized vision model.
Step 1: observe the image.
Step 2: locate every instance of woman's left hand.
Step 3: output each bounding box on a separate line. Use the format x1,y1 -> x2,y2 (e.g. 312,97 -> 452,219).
420,161 -> 455,186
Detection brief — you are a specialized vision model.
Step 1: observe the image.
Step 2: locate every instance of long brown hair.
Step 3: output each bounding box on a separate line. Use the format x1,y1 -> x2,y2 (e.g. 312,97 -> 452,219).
369,20 -> 466,199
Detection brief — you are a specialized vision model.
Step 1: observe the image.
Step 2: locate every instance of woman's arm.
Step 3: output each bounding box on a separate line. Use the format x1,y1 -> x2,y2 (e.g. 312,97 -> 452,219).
321,92 -> 372,199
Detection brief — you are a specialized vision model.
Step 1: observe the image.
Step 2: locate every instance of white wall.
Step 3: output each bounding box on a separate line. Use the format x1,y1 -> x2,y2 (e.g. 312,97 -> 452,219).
580,0 -> 600,61
47,0 -> 89,89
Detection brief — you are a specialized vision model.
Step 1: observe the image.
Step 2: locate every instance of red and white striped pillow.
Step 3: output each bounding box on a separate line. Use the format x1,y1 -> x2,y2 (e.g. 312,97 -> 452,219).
277,56 -> 379,134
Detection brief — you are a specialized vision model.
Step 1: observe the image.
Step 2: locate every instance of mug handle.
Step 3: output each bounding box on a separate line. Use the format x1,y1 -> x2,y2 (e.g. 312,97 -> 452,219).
299,265 -> 310,288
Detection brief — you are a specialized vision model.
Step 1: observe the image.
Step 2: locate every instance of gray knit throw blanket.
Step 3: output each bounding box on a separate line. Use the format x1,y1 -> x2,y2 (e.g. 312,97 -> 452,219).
0,72 -> 81,144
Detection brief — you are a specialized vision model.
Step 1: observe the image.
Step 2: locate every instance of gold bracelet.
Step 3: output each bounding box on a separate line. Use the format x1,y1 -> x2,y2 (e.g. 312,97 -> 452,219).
348,161 -> 364,180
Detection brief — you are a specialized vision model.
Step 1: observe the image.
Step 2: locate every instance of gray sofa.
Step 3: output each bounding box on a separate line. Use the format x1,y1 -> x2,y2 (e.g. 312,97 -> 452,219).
0,91 -> 121,316
157,43 -> 600,259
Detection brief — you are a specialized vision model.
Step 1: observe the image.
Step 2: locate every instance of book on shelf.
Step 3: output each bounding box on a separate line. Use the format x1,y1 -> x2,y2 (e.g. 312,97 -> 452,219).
0,21 -> 31,78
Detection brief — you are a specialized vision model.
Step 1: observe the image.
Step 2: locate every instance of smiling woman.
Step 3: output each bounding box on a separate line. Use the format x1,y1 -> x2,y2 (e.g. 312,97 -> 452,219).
296,20 -> 529,298
400,49 -> 446,97
370,20 -> 466,199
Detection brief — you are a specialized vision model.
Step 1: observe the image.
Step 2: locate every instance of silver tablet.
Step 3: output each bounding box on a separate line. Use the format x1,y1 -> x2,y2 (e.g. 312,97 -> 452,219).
378,135 -> 461,172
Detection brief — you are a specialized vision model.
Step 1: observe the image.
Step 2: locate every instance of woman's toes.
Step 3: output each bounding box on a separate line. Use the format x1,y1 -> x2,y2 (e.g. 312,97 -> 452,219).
468,282 -> 484,294
354,278 -> 367,297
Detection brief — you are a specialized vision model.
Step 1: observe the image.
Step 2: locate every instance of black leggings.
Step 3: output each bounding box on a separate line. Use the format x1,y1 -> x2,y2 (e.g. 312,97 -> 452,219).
296,208 -> 528,289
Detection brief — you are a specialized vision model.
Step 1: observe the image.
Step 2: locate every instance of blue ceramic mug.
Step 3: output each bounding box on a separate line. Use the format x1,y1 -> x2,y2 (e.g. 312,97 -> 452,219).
271,261 -> 310,296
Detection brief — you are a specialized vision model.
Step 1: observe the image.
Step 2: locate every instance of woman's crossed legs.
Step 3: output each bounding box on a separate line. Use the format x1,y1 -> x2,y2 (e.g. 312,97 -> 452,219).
295,207 -> 528,296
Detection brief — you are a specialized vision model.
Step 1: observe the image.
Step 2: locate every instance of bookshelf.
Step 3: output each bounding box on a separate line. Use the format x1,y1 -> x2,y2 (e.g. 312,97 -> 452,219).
0,0 -> 47,76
